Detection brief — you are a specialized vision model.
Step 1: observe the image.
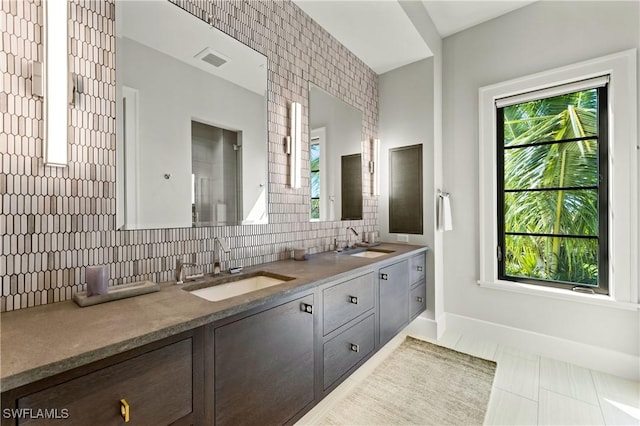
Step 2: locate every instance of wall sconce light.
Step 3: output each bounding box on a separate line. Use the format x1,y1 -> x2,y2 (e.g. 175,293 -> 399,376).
286,101 -> 302,188
370,138 -> 380,196
41,0 -> 69,167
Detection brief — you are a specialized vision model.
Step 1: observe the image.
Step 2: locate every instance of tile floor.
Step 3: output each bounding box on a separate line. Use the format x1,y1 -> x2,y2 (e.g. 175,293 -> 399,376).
297,331 -> 640,425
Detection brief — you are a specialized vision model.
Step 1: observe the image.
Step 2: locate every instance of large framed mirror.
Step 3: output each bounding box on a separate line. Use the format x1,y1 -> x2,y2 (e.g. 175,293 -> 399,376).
308,84 -> 363,222
115,1 -> 268,230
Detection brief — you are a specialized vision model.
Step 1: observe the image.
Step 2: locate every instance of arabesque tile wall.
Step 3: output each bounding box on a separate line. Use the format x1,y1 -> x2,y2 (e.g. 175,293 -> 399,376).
0,0 -> 379,311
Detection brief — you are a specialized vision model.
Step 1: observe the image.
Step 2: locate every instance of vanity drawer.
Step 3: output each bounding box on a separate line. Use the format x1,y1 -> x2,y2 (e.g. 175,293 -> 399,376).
17,339 -> 193,425
410,281 -> 427,320
409,253 -> 426,285
323,314 -> 375,390
323,273 -> 374,335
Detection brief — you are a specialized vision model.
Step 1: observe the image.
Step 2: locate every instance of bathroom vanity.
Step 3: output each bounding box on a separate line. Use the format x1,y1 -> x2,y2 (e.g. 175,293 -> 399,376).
1,243 -> 427,425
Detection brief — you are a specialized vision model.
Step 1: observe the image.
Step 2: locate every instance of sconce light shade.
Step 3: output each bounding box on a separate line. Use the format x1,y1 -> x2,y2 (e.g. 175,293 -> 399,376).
371,138 -> 380,196
289,101 -> 302,188
43,0 -> 69,167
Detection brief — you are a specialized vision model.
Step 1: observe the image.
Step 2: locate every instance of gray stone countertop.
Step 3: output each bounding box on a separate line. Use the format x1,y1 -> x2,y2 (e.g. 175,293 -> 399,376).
0,243 -> 427,392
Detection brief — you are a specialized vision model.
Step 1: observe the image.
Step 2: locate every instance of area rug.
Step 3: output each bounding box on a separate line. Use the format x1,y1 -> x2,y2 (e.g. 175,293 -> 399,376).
319,336 -> 497,425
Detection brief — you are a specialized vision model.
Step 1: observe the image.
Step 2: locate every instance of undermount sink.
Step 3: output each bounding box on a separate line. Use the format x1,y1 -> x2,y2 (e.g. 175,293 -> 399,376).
183,272 -> 295,302
342,248 -> 395,258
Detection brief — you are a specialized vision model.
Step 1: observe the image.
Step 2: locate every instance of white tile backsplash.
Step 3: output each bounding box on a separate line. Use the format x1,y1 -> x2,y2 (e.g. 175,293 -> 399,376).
0,0 -> 379,311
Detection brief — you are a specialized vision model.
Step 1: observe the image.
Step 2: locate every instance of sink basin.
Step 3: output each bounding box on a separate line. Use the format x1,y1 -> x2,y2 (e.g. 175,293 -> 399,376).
183,272 -> 295,302
342,248 -> 395,258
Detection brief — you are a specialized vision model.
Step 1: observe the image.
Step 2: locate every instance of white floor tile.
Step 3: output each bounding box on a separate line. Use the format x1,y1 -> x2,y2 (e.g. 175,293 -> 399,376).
592,370 -> 640,426
454,334 -> 499,361
484,388 -> 538,425
538,389 -> 604,426
540,357 -> 599,405
494,348 -> 540,401
496,344 -> 541,362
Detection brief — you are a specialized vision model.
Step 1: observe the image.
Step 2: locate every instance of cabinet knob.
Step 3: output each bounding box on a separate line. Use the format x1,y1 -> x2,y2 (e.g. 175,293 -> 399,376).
301,303 -> 313,314
349,296 -> 358,304
416,296 -> 423,303
350,343 -> 360,353
120,398 -> 130,423
380,273 -> 388,281
417,266 -> 423,272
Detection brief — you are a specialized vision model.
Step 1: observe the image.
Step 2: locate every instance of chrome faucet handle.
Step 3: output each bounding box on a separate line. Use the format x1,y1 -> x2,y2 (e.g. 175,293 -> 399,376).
215,236 -> 231,253
346,227 -> 359,249
176,259 -> 197,284
213,237 -> 231,276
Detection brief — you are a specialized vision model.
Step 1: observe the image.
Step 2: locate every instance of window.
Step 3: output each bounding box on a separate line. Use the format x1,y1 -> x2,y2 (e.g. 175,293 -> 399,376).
477,50 -> 637,305
310,140 -> 320,220
497,83 -> 608,294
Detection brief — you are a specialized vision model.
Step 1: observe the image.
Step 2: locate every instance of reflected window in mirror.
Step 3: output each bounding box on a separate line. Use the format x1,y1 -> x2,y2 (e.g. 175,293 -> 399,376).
308,84 -> 363,222
115,1 -> 268,230
310,139 -> 321,221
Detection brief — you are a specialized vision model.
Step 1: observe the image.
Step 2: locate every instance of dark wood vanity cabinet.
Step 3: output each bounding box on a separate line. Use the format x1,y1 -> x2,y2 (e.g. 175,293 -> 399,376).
323,314 -> 375,389
1,329 -> 204,426
2,248 -> 428,426
212,293 -> 315,426
409,253 -> 427,320
321,273 -> 376,391
379,253 -> 427,343
378,259 -> 410,345
322,273 -> 375,336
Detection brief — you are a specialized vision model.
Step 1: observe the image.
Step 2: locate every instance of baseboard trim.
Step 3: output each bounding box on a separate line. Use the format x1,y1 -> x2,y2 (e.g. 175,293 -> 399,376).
445,312 -> 640,380
404,314 -> 439,342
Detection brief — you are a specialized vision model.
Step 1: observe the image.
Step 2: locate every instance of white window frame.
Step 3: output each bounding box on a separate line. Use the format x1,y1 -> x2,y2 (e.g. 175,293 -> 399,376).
478,49 -> 638,309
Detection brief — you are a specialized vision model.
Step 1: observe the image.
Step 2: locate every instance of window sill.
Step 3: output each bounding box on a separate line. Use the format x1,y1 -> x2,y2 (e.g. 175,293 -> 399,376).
477,279 -> 639,311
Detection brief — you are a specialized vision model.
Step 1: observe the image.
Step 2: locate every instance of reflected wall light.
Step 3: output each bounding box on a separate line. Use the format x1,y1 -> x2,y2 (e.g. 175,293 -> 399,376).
370,138 -> 380,196
42,1 -> 69,167
287,101 -> 302,188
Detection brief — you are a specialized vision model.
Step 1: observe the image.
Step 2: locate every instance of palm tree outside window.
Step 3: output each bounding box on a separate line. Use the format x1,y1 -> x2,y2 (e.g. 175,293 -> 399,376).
310,141 -> 320,220
496,81 -> 609,294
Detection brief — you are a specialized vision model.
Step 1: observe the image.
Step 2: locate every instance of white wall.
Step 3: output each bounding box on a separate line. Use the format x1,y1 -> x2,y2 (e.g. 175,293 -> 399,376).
379,58 -> 435,318
442,1 -> 639,360
117,38 -> 266,228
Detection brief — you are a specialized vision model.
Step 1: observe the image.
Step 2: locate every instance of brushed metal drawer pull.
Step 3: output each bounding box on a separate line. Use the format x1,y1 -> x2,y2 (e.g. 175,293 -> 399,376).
349,296 -> 358,304
350,343 -> 360,353
301,303 -> 313,314
416,296 -> 423,303
120,398 -> 130,423
417,266 -> 423,272
380,273 -> 388,280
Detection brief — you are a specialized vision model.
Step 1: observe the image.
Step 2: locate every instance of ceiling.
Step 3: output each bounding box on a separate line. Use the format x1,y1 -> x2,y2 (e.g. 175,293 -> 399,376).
292,0 -> 537,74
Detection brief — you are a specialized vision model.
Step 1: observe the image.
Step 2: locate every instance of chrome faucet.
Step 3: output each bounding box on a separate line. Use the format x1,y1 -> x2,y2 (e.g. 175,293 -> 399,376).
346,227 -> 359,249
213,237 -> 231,275
175,259 -> 197,284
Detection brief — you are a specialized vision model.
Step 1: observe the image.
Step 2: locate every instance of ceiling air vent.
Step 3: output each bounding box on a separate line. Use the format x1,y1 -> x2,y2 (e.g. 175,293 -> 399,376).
194,47 -> 229,68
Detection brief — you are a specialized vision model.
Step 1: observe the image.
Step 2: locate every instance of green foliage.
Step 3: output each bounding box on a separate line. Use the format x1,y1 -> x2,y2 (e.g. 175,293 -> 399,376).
310,143 -> 320,219
503,89 -> 600,286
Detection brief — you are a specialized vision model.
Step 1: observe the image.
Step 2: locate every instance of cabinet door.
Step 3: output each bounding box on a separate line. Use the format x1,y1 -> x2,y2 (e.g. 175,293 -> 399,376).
214,294 -> 315,426
409,252 -> 426,285
17,339 -> 193,426
323,273 -> 374,335
323,314 -> 375,390
410,281 -> 427,320
379,260 -> 409,345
